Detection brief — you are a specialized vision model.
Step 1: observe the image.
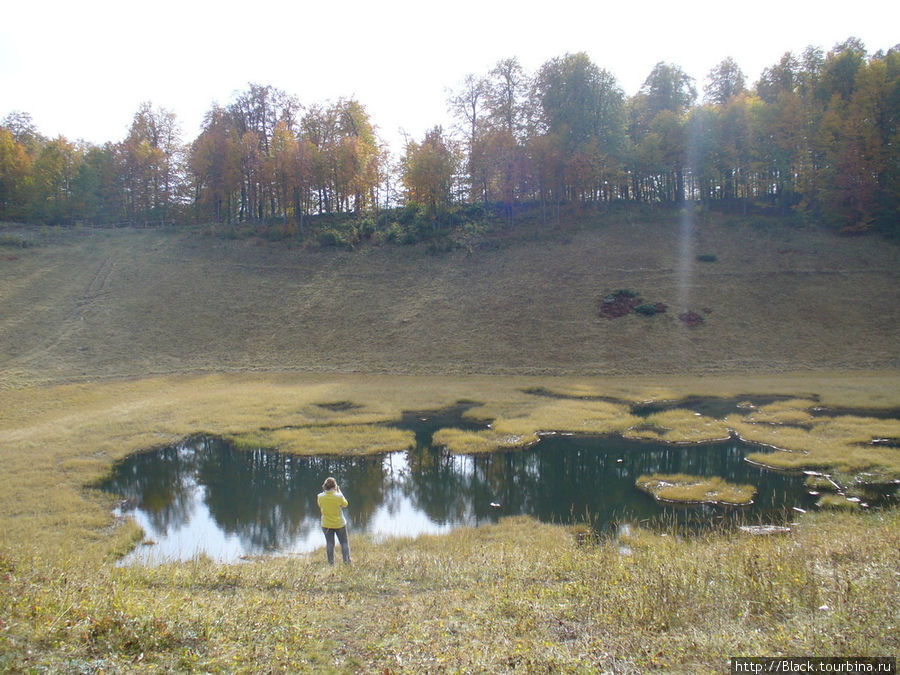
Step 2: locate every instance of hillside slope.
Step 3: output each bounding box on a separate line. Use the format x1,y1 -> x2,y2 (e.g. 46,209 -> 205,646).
1,219 -> 897,386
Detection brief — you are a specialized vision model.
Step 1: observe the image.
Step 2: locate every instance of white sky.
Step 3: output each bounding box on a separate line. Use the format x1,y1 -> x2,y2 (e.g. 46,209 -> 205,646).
1,0 -> 896,154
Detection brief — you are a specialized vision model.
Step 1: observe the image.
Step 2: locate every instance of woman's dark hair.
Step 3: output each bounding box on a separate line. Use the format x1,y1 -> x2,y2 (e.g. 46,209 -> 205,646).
323,477 -> 337,491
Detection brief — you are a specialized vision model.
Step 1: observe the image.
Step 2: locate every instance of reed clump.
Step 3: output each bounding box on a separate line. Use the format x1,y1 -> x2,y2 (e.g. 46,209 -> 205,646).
730,401 -> 900,480
438,398 -> 644,453
623,408 -> 731,443
228,424 -> 415,456
431,427 -> 534,454
816,494 -> 863,510
636,473 -> 758,505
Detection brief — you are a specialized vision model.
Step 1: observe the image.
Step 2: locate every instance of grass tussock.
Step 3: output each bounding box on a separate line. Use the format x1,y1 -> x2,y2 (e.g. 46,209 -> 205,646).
431,427 -> 536,454
816,494 -> 864,510
636,474 -> 758,505
1,511 -> 897,672
228,424 -> 415,456
731,401 -> 900,480
738,398 -> 817,426
441,398 -> 644,453
805,473 -> 842,492
623,408 -> 731,443
489,399 -> 640,438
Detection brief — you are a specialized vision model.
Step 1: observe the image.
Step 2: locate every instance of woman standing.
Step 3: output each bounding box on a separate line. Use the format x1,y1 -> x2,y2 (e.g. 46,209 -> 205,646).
317,477 -> 351,564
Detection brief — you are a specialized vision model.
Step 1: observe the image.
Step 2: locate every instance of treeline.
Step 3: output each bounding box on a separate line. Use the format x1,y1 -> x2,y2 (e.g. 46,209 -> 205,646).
0,37 -> 897,235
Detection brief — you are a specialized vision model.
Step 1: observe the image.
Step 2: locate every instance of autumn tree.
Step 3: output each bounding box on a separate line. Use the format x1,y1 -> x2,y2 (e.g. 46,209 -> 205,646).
485,57 -> 530,137
228,84 -> 299,221
535,52 -> 625,153
629,63 -> 696,202
815,48 -> 895,230
72,143 -> 124,224
635,62 -> 697,121
300,99 -> 381,215
756,52 -> 799,103
30,136 -> 82,224
0,126 -> 32,221
525,132 -> 565,222
5,36 -> 896,233
817,37 -> 867,103
191,104 -> 242,223
705,57 -> 747,105
120,102 -> 183,224
448,73 -> 488,201
401,126 -> 458,219
532,53 -> 626,204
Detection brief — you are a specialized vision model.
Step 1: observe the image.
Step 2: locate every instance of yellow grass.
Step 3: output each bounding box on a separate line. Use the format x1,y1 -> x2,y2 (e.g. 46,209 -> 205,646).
2,510 -> 897,672
816,494 -> 864,510
229,424 -> 415,456
623,408 -> 732,443
431,427 -> 535,454
636,473 -> 758,505
730,403 -> 900,478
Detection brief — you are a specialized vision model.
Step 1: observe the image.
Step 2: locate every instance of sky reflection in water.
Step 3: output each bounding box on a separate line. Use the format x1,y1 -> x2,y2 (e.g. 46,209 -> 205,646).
98,431 -> 822,564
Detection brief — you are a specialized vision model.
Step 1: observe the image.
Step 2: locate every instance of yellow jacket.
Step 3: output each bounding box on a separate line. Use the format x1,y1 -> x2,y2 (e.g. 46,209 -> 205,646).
317,490 -> 348,529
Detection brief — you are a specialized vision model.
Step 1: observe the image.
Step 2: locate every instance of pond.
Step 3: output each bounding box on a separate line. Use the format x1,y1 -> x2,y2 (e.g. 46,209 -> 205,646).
97,410 -> 855,564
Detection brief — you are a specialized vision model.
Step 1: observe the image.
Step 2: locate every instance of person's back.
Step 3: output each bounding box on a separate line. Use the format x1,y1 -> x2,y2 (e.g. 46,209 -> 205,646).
317,488 -> 348,529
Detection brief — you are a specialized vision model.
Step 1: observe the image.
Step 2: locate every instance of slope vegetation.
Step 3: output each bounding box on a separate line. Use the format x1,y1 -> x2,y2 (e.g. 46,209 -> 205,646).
1,216 -> 897,387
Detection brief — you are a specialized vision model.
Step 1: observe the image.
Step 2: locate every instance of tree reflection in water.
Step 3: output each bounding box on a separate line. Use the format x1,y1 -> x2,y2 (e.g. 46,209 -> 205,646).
97,426 -> 834,564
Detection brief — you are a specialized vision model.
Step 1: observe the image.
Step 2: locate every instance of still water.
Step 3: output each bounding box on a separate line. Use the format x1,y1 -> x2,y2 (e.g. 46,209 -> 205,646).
98,429 -> 824,564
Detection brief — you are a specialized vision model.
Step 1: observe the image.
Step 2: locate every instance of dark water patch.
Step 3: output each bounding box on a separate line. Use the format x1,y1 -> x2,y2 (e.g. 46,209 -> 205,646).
748,421 -> 815,432
631,394 -> 802,419
519,390 -> 814,421
315,401 -> 362,411
811,406 -> 900,420
97,431 -> 846,564
521,386 -> 628,406
392,401 -> 487,447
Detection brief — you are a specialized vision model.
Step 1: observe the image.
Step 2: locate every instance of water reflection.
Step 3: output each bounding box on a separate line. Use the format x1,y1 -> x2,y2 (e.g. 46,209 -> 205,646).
98,432 -> 830,564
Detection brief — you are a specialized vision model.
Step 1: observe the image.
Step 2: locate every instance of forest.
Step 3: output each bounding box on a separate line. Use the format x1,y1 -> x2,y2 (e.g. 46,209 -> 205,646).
0,37 -> 897,237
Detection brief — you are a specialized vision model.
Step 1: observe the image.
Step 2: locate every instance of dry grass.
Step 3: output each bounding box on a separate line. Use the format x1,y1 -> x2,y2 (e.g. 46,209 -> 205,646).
636,473 -> 758,505
1,511 -> 897,673
816,494 -> 863,510
229,424 -> 415,456
729,400 -> 900,479
431,427 -> 534,454
623,408 -> 732,443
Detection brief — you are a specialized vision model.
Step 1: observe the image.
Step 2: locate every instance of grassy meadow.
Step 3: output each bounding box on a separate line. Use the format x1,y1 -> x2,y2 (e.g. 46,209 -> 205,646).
0,215 -> 898,672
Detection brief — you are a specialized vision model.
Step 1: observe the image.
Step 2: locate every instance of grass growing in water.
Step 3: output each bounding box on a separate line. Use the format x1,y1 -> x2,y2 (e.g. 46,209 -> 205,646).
729,400 -> 900,480
229,424 -> 415,456
636,473 -> 758,505
623,408 -> 731,443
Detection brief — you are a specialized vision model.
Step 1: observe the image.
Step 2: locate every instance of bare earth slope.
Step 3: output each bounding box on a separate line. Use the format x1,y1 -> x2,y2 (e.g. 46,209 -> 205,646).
1,219 -> 898,386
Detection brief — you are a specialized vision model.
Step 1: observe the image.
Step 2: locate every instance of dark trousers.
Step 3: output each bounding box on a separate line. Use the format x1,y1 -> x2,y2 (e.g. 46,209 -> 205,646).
322,526 -> 351,564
